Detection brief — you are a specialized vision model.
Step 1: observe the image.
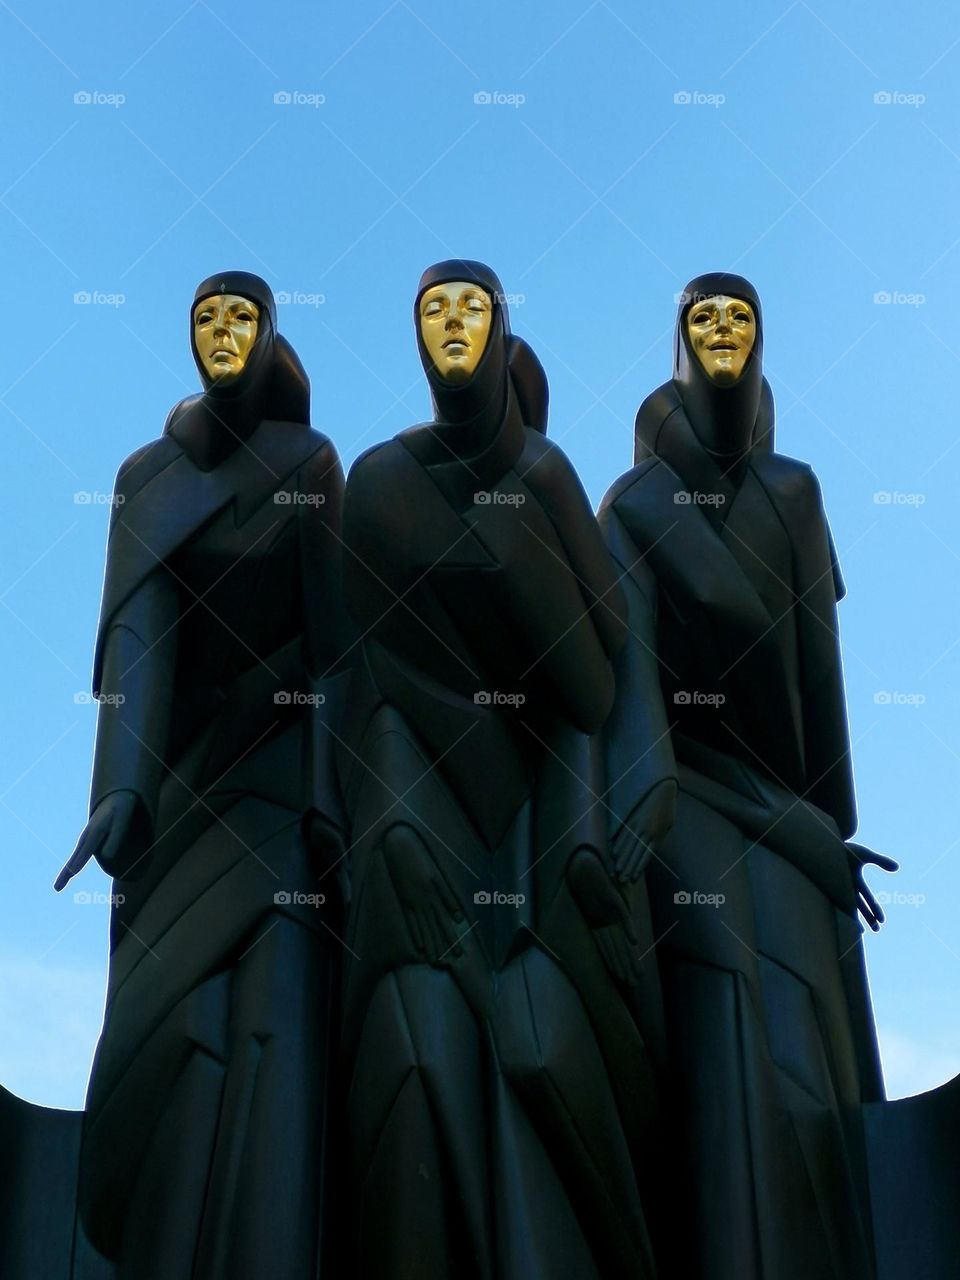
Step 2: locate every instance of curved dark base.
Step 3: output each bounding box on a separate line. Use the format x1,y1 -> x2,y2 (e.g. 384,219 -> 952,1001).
866,1071 -> 960,1280
5,1069 -> 960,1277
0,1086 -> 82,1278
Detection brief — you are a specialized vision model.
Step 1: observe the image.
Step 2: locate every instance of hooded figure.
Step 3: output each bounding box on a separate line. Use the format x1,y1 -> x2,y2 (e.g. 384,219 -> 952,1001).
599,272 -> 894,1280
336,260 -> 665,1280
57,271 -> 349,1280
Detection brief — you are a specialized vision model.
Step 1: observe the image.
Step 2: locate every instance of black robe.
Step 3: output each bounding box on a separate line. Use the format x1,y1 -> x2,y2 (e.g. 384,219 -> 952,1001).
336,260 -> 664,1280
600,274 -> 882,1280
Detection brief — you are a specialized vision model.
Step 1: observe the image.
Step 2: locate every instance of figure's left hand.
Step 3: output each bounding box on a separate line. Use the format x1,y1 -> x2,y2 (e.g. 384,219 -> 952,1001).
567,847 -> 644,986
846,841 -> 898,931
611,779 -> 677,884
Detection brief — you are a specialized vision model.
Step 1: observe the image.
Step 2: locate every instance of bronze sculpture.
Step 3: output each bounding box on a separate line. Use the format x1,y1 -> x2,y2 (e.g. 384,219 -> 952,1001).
600,271 -> 897,1280
336,259 -> 667,1279
54,271 -> 348,1280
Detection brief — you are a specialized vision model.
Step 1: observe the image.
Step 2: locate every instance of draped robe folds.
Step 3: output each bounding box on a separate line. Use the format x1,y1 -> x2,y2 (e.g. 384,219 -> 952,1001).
75,418 -> 348,1280
600,389 -> 883,1280
337,389 -> 669,1279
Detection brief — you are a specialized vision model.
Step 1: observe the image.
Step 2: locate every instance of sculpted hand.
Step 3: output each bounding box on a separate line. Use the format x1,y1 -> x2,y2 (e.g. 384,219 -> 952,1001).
847,841 -> 898,932
611,779 -> 677,883
54,791 -> 144,891
567,846 -> 644,986
381,823 -> 465,966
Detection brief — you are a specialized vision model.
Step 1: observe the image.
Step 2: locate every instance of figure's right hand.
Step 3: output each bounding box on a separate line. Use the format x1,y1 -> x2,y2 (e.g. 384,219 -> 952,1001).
380,823 -> 465,966
54,790 -> 143,891
567,846 -> 645,986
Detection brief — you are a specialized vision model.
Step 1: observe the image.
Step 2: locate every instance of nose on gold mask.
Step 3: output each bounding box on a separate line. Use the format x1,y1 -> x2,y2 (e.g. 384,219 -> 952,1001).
193,294 -> 261,383
686,294 -> 756,386
419,282 -> 493,384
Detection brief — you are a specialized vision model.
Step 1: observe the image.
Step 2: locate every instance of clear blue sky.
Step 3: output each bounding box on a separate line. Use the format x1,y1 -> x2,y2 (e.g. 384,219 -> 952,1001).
1,0 -> 958,1108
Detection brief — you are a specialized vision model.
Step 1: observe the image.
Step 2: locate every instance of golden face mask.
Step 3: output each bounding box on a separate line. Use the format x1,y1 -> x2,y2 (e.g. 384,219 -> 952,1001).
419,282 -> 493,384
193,294 -> 261,384
686,294 -> 757,386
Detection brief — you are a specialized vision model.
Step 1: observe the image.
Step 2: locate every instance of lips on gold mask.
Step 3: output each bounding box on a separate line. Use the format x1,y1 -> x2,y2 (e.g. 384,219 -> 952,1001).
193,294 -> 261,384
419,281 -> 493,384
686,294 -> 756,386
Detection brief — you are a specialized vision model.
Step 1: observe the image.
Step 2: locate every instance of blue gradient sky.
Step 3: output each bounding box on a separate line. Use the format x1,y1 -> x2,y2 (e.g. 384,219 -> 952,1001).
1,0 -> 958,1107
